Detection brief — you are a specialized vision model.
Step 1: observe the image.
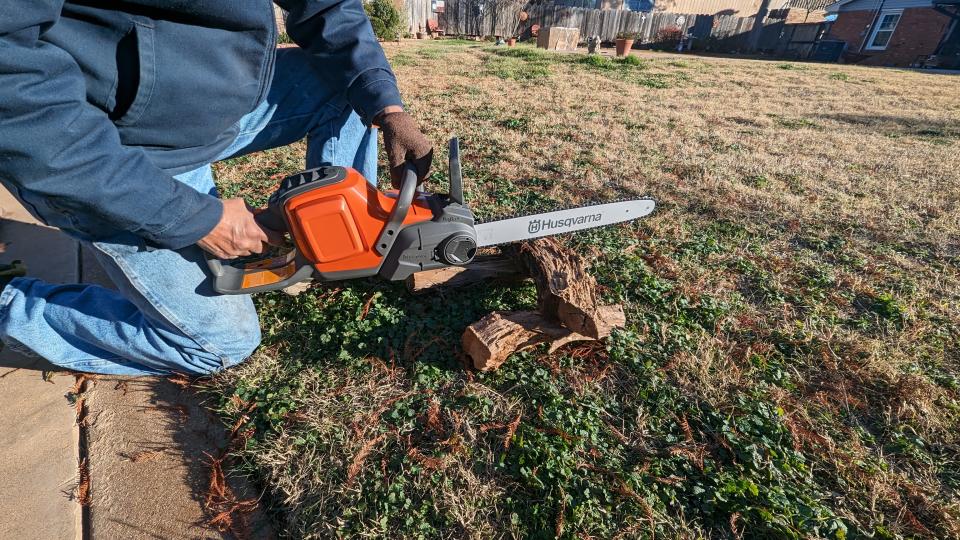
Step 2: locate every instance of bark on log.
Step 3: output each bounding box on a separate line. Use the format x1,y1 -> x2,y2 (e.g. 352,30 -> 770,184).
506,237 -> 604,338
464,305 -> 625,371
405,255 -> 521,293
410,237 -> 626,371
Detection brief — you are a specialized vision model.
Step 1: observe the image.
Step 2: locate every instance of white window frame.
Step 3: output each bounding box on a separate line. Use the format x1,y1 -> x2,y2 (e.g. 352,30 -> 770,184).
865,9 -> 903,51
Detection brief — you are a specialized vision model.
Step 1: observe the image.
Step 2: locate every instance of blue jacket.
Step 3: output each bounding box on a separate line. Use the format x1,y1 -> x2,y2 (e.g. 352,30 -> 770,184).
0,1 -> 402,249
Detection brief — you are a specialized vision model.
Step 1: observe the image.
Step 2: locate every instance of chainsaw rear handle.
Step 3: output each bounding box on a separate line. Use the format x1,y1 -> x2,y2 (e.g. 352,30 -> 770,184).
205,162 -> 419,295
254,201 -> 287,233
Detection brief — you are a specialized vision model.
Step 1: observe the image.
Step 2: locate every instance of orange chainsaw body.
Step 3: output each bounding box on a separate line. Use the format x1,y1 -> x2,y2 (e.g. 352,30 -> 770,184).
208,140 -> 480,295
281,167 -> 433,274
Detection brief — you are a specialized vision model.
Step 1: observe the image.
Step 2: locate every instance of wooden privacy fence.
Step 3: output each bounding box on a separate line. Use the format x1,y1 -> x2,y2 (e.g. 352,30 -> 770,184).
440,0 -> 760,44
407,0 -> 434,34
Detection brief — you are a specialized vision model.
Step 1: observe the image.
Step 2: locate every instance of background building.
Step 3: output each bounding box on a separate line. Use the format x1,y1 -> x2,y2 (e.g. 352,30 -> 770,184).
825,0 -> 959,66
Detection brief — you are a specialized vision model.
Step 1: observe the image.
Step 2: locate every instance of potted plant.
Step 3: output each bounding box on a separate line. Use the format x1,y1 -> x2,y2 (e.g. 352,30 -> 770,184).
615,31 -> 637,57
507,36 -> 517,46
416,25 -> 425,39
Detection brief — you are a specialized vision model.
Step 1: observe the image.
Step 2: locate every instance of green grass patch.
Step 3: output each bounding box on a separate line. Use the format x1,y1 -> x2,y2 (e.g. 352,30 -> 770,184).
499,116 -> 530,130
770,115 -> 821,130
618,54 -> 645,67
390,53 -> 417,66
487,46 -> 555,62
578,54 -> 615,69
483,55 -> 551,80
417,47 -> 447,59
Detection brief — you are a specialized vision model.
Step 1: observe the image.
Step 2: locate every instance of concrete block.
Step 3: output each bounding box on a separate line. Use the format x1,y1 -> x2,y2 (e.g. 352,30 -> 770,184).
0,184 -> 82,540
537,26 -> 580,52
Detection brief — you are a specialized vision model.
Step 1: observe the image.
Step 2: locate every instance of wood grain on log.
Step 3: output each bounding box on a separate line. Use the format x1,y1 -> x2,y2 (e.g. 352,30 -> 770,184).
409,237 -> 627,371
507,237 -> 604,338
463,305 -> 626,371
406,255 -> 521,293
463,311 -> 578,371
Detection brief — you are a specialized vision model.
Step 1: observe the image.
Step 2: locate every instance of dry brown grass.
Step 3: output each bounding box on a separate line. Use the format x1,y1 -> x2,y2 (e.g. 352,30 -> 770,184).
214,352 -> 523,539
210,41 -> 960,539
389,43 -> 959,255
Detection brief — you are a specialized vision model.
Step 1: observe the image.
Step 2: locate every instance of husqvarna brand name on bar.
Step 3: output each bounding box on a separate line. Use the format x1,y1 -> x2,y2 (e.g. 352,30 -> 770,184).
527,213 -> 602,234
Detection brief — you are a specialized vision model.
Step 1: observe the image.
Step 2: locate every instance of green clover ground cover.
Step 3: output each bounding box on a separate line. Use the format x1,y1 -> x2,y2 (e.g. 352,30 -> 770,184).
208,41 -> 960,539
207,218 -> 958,538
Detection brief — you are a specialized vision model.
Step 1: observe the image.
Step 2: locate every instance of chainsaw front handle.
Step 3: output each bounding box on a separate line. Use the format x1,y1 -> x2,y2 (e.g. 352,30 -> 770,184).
374,162 -> 418,256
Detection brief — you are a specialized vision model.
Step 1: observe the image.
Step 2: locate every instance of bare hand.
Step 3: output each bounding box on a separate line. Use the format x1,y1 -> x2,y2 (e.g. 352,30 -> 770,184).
198,198 -> 284,259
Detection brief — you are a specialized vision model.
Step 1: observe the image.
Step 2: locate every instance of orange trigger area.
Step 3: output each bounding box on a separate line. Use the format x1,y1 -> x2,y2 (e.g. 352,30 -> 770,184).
283,167 -> 432,275
240,262 -> 296,289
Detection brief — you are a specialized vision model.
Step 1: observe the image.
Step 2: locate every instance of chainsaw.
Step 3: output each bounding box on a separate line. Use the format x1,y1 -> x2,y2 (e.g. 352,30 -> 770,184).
206,138 -> 656,294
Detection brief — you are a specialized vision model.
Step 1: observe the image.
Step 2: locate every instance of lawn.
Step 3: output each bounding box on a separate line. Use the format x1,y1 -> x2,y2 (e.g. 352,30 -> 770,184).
208,40 -> 960,539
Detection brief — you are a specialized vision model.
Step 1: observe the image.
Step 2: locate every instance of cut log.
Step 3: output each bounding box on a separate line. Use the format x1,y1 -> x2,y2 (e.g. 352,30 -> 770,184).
463,305 -> 626,371
406,255 -> 522,293
506,237 -> 605,338
463,311 -> 579,371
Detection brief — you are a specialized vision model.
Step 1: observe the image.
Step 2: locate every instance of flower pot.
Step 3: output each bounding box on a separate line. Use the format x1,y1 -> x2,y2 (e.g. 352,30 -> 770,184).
507,38 -> 517,47
416,32 -> 425,39
615,38 -> 634,57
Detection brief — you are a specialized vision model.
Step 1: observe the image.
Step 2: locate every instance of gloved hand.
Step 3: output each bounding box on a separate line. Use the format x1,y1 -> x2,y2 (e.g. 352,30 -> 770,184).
378,110 -> 433,188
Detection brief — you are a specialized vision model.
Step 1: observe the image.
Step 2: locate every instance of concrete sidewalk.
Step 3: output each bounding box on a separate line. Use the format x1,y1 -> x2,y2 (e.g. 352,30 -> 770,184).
1,185 -> 83,540
1,186 -> 271,539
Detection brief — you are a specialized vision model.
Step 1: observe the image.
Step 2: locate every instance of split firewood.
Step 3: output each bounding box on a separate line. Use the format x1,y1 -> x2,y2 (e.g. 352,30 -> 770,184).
405,254 -> 521,293
411,239 -> 610,339
505,237 -> 606,338
463,305 -> 625,371
463,311 -> 579,371
411,236 -> 626,370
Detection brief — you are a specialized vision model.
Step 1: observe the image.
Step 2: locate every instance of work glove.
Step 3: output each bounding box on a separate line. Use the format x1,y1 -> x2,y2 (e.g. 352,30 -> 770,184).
378,110 -> 433,189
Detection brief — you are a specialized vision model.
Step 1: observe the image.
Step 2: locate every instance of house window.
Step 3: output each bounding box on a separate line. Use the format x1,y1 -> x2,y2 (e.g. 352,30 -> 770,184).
866,10 -> 902,50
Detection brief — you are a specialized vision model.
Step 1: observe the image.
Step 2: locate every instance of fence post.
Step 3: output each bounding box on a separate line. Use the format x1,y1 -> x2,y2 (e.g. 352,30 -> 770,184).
746,0 -> 772,52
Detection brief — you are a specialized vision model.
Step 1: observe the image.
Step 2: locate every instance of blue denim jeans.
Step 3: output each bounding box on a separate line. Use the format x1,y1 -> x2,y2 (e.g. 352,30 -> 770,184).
0,48 -> 378,376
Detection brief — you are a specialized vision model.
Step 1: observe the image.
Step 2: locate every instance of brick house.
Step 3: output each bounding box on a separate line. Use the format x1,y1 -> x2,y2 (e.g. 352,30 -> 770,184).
824,0 -> 960,66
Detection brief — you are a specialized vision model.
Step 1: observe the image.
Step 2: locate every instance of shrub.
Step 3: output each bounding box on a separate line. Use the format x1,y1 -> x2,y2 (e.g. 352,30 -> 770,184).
654,25 -> 683,50
616,54 -> 644,67
364,0 -> 404,41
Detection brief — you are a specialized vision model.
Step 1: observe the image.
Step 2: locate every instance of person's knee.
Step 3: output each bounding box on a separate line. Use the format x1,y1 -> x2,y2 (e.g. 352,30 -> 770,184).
182,311 -> 261,375
208,316 -> 262,373
220,325 -> 262,369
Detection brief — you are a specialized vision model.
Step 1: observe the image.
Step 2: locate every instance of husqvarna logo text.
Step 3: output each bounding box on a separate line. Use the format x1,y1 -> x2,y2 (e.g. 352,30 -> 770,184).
528,213 -> 602,234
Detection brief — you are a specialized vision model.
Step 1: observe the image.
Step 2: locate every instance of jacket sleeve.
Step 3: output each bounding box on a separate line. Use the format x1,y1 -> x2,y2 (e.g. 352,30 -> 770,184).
276,0 -> 404,125
0,1 -> 223,250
